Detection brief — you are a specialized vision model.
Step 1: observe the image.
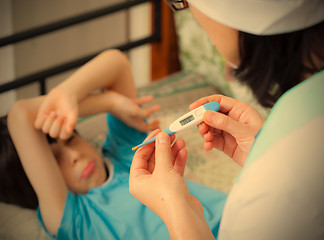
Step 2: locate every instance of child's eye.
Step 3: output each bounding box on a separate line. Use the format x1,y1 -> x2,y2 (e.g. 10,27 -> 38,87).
66,135 -> 76,145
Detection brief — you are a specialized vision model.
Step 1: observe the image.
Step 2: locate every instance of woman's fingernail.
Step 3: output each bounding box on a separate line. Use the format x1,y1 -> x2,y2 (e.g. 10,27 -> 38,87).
157,132 -> 169,144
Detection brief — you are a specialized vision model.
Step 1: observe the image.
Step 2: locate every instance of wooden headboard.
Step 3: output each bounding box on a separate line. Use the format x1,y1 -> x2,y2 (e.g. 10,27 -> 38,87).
151,0 -> 181,80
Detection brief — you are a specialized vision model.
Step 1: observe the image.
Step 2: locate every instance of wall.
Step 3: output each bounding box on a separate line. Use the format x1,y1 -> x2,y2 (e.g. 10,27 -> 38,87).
0,0 -> 16,116
0,0 -> 151,116
129,3 -> 151,87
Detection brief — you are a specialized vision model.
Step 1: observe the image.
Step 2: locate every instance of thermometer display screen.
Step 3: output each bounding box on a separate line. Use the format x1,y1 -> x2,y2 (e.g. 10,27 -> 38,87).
180,115 -> 195,126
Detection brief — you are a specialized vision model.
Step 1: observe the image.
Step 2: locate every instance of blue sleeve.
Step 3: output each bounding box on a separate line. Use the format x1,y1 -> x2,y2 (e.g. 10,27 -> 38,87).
36,192 -> 82,240
102,114 -> 147,168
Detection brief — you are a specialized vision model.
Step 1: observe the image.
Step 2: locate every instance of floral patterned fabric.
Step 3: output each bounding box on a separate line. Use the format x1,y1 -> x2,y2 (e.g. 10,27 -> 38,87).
174,9 -> 233,97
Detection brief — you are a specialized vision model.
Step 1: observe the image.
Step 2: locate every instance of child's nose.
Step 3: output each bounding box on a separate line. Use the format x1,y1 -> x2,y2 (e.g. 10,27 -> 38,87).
71,158 -> 78,164
68,149 -> 81,165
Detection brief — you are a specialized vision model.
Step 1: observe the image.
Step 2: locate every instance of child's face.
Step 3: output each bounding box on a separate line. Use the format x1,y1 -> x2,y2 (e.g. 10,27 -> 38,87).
50,133 -> 107,194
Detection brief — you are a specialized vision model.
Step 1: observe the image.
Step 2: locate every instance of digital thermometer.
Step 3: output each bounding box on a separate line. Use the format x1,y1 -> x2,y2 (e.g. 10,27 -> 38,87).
132,102 -> 220,151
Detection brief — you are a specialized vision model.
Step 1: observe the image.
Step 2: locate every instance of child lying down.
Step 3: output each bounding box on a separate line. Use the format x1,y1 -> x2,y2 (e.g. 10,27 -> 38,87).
1,50 -> 227,239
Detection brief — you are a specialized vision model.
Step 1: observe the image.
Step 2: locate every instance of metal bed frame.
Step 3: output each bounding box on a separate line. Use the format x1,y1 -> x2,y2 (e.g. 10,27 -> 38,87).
0,0 -> 161,95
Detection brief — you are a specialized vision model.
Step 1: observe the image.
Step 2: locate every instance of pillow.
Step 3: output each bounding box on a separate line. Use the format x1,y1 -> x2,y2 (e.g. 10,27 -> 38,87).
0,202 -> 51,240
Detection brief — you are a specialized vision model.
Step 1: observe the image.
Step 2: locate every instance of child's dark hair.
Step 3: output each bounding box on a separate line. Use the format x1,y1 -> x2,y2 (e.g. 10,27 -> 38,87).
0,115 -> 78,209
234,21 -> 324,108
0,115 -> 38,209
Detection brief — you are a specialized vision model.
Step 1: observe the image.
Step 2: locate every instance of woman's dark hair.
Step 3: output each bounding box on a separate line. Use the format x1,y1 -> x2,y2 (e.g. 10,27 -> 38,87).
0,115 -> 38,209
234,21 -> 324,108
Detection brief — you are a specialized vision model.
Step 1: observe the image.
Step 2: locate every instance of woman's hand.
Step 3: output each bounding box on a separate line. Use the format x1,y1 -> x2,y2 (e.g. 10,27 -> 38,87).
108,91 -> 161,132
190,95 -> 265,167
129,131 -> 214,239
34,87 -> 78,140
129,130 -> 189,216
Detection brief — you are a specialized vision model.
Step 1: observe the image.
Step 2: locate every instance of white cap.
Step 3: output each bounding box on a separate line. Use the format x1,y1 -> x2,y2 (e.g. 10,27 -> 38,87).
188,0 -> 324,35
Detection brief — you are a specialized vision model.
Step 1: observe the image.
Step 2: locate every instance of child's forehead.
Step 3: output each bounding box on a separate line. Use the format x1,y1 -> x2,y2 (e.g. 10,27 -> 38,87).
49,135 -> 79,157
49,133 -> 78,147
47,129 -> 79,144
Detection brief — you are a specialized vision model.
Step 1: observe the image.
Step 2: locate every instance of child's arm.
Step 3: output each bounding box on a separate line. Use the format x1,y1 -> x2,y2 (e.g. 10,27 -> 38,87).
8,96 -> 67,235
34,49 -> 160,139
7,93 -> 159,236
79,91 -> 160,132
58,49 -> 137,100
8,50 -> 160,236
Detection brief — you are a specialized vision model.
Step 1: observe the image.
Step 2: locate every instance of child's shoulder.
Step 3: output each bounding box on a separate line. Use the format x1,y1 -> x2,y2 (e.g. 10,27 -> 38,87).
105,114 -> 147,149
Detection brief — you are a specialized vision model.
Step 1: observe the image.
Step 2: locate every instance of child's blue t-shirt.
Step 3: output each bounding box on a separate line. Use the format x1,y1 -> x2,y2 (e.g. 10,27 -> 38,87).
38,114 -> 227,239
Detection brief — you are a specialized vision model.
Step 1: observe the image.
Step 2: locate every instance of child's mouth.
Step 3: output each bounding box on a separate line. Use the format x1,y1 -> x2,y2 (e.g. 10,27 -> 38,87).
82,161 -> 96,179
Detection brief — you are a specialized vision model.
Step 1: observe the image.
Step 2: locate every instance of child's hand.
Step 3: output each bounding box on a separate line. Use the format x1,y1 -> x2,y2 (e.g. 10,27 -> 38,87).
34,87 -> 79,139
109,92 -> 161,132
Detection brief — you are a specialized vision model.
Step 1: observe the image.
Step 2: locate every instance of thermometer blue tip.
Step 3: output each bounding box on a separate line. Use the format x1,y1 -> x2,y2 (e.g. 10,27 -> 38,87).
132,135 -> 157,150
132,127 -> 176,151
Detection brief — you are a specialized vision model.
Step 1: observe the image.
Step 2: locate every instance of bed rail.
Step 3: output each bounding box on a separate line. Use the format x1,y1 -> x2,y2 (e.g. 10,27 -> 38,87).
0,0 -> 161,95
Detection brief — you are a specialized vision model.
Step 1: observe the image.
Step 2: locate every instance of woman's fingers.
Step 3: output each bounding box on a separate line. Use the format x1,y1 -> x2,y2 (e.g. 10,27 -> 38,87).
197,122 -> 209,136
175,148 -> 188,176
203,111 -> 244,139
154,132 -> 186,174
192,95 -> 264,132
154,132 -> 174,172
131,129 -> 160,172
190,94 -> 243,113
170,139 -> 185,162
132,130 -> 181,176
172,140 -> 187,176
204,141 -> 215,151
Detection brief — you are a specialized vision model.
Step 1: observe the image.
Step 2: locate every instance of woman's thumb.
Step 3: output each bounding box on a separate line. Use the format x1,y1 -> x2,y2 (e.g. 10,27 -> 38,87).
155,132 -> 173,171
